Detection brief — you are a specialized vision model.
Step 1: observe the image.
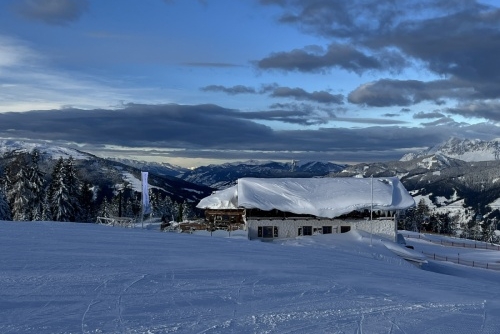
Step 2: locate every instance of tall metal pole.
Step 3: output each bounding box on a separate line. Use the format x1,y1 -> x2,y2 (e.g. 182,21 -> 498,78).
370,175 -> 373,246
140,179 -> 144,230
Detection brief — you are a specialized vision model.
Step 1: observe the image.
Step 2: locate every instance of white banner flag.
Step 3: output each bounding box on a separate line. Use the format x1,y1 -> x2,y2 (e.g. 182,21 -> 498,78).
141,172 -> 151,215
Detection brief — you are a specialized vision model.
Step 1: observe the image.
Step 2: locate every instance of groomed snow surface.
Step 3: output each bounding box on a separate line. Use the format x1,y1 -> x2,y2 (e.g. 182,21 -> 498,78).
1,222 -> 500,333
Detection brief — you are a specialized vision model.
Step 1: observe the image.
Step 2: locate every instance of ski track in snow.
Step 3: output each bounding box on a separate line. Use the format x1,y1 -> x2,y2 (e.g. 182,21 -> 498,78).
2,222 -> 500,333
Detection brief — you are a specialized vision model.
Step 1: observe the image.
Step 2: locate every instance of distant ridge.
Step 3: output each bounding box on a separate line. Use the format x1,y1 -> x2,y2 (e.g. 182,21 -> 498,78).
0,139 -> 91,160
178,160 -> 346,189
401,137 -> 500,162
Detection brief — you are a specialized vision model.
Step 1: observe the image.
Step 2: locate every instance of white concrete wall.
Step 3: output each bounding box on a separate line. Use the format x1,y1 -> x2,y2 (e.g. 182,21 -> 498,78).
350,219 -> 397,241
246,218 -> 396,241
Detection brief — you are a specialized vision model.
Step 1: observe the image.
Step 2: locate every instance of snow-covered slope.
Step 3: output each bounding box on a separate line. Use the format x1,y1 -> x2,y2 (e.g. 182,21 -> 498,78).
110,157 -> 188,177
401,137 -> 500,162
0,139 -> 91,160
2,221 -> 500,333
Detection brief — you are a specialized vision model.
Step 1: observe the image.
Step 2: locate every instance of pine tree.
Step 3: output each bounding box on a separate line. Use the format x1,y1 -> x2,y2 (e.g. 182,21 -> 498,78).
149,189 -> 161,217
1,165 -> 12,194
182,200 -> 194,221
0,190 -> 12,221
123,197 -> 135,218
402,200 -> 430,233
145,188 -> 157,217
40,192 -> 52,221
49,157 -> 72,221
129,193 -> 142,218
26,150 -> 45,220
155,195 -> 174,222
9,157 -> 31,221
79,181 -> 95,222
64,157 -> 81,221
173,202 -> 181,222
98,197 -> 111,218
0,170 -> 12,220
109,195 -> 120,217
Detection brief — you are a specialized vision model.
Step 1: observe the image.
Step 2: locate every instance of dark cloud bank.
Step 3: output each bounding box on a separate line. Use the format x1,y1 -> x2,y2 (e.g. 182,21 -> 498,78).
257,0 -> 500,118
2,104 -> 499,163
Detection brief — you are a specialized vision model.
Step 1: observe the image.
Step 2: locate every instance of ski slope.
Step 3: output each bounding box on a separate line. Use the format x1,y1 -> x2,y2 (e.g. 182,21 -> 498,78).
1,221 -> 500,333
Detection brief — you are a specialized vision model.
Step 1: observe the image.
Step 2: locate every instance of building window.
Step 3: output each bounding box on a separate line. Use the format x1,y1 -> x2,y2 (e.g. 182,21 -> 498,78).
322,226 -> 332,234
340,226 -> 351,233
258,226 -> 278,238
302,226 -> 312,236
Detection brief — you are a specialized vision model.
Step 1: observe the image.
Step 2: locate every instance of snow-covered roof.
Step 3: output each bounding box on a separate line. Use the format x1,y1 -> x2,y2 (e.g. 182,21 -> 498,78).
197,177 -> 415,218
196,185 -> 239,210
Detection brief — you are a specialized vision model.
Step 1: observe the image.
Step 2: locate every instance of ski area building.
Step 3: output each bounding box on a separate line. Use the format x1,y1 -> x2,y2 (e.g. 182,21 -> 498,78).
196,177 -> 415,241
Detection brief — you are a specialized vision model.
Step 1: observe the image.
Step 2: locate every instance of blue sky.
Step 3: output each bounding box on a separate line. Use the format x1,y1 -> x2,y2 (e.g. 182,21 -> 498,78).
1,0 -> 500,168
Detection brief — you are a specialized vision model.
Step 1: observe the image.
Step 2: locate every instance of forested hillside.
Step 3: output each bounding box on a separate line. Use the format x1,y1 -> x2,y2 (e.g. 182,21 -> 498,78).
0,147 -> 212,223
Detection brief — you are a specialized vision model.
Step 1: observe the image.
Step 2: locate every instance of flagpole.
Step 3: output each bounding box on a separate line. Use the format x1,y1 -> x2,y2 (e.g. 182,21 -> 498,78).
141,171 -> 150,230
370,175 -> 373,246
141,174 -> 144,229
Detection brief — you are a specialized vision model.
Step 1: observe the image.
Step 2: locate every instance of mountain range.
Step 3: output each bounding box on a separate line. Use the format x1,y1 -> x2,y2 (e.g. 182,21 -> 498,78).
401,137 -> 500,162
2,137 -> 500,225
178,160 -> 346,189
0,140 -> 212,205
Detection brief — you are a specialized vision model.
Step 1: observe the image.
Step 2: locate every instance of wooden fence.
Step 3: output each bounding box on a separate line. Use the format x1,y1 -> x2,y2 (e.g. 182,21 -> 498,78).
96,216 -> 135,228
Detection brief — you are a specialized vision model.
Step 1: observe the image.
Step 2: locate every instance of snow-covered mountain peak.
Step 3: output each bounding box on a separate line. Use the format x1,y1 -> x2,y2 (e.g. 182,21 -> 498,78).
0,140 -> 90,160
401,137 -> 500,162
416,153 -> 452,170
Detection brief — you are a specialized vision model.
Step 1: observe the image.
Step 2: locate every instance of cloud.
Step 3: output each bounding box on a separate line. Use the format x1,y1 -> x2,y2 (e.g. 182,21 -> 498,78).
239,109 -> 326,126
0,34 -> 160,112
0,35 -> 40,68
445,100 -> 500,122
376,4 -> 500,86
3,103 -> 493,165
413,111 -> 445,119
259,0 -> 500,107
201,83 -> 344,105
256,43 -> 406,74
15,0 -> 89,25
420,117 -> 461,127
348,80 -> 422,107
269,86 -> 344,105
333,117 -> 407,125
200,85 -> 257,95
0,104 -> 272,148
347,79 -> 473,107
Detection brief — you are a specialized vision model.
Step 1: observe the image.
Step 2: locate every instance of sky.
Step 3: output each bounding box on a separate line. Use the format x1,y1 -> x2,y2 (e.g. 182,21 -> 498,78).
2,221 -> 500,333
1,0 -> 500,168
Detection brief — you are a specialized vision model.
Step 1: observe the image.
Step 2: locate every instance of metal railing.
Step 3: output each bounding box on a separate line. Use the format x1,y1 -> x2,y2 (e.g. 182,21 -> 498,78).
402,234 -> 500,251
420,250 -> 500,270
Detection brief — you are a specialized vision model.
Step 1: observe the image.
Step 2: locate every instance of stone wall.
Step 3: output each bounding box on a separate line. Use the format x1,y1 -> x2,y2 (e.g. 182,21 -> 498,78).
350,219 -> 397,241
246,218 -> 396,241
